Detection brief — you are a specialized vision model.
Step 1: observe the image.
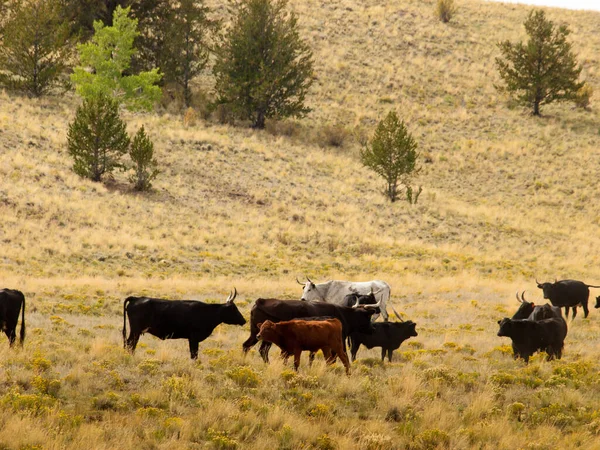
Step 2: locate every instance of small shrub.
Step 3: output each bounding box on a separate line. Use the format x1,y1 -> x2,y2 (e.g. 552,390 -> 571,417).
183,107 -> 198,127
436,0 -> 456,23
317,123 -> 350,148
314,433 -> 337,450
574,82 -> 593,110
414,428 -> 450,449
162,375 -> 196,401
225,366 -> 260,388
207,428 -> 238,449
128,125 -> 159,191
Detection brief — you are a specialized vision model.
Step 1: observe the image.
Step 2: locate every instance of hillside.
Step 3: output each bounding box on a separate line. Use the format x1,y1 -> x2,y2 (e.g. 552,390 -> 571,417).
2,0 -> 600,448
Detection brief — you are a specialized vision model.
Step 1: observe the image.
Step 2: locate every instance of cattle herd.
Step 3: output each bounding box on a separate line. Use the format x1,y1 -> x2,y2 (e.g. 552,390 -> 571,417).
1,277 -> 600,372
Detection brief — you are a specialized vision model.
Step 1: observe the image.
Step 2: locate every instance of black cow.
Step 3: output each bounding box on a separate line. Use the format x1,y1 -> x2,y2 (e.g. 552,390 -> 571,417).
0,289 -> 26,347
342,291 -> 378,308
536,279 -> 600,319
512,291 -> 562,321
123,289 -> 246,359
497,317 -> 567,363
242,298 -> 377,363
594,296 -> 600,309
350,320 -> 417,362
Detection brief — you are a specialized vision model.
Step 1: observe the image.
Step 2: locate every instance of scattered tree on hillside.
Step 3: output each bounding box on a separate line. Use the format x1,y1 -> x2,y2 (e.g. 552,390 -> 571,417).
360,111 -> 420,203
161,0 -> 216,108
129,126 -> 159,191
436,0 -> 456,24
213,0 -> 314,129
495,10 -> 584,116
0,0 -> 72,97
60,0 -> 129,40
67,94 -> 130,182
70,6 -> 162,111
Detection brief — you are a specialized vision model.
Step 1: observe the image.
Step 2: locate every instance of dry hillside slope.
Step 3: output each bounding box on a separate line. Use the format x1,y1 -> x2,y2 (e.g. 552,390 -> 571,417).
1,0 -> 600,448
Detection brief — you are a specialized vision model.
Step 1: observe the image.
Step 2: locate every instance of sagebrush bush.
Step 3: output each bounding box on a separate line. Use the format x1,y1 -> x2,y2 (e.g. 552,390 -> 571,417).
436,0 -> 456,23
317,123 -> 350,148
574,83 -> 593,109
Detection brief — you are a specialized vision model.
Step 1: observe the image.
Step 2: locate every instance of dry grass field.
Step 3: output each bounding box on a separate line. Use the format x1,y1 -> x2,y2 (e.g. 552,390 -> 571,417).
2,0 -> 600,448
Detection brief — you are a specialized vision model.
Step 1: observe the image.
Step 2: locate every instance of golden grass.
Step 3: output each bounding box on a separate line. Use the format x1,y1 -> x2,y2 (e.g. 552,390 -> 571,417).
2,0 -> 600,447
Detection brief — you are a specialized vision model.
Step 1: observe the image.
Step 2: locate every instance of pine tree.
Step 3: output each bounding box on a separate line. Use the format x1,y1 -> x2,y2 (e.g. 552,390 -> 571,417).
213,0 -> 314,129
129,126 -> 159,191
70,5 -> 162,111
67,94 -> 130,182
360,111 -> 419,203
0,0 -> 72,97
496,10 -> 584,116
161,0 -> 216,108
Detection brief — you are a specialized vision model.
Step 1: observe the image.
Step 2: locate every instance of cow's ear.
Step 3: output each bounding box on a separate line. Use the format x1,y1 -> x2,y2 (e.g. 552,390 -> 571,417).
497,320 -> 501,325
257,322 -> 263,329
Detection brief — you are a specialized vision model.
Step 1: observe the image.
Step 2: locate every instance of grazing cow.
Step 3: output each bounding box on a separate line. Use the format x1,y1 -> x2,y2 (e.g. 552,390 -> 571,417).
297,277 -> 391,321
536,279 -> 600,319
242,298 -> 377,363
497,317 -> 567,363
257,318 -> 351,374
123,289 -> 246,359
0,289 -> 25,347
350,320 -> 418,362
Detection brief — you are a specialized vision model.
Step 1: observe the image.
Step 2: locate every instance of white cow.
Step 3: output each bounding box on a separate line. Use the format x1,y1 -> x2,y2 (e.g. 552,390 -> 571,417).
297,277 -> 391,321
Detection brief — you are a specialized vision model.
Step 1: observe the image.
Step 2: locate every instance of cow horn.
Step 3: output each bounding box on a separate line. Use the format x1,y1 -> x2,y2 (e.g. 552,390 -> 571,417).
535,278 -> 541,287
365,299 -> 382,309
296,277 -> 306,286
226,287 -> 237,303
520,291 -> 527,303
352,297 -> 360,308
515,291 -> 522,303
370,287 -> 374,295
306,276 -> 313,284
391,304 -> 404,322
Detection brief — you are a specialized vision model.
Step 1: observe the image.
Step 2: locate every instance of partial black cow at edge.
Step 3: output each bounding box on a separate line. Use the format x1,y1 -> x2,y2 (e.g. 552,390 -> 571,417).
349,320 -> 418,362
0,288 -> 26,347
123,288 -> 246,359
536,279 -> 600,319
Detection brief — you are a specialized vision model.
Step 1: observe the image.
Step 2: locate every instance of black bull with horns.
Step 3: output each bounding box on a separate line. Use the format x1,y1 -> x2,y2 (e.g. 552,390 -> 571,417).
123,288 -> 246,359
536,279 -> 600,319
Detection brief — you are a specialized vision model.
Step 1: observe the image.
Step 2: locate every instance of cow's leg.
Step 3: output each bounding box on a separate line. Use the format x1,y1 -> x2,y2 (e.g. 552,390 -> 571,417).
582,301 -> 590,318
308,352 -> 316,366
350,339 -> 360,362
572,306 -> 577,319
293,350 -> 302,371
259,341 -> 271,363
387,349 -> 393,363
188,339 -> 199,360
564,306 -> 569,318
125,332 -> 141,354
242,334 -> 258,355
336,348 -> 351,375
322,348 -> 334,365
381,347 -> 386,362
6,328 -> 16,347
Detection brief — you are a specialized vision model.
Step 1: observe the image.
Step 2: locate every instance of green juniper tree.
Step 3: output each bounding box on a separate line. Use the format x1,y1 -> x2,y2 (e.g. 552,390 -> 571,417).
0,0 -> 72,97
161,0 -> 216,108
70,5 -> 162,111
496,10 -> 584,116
67,94 -> 130,182
213,0 -> 314,129
360,111 -> 420,203
129,126 -> 159,191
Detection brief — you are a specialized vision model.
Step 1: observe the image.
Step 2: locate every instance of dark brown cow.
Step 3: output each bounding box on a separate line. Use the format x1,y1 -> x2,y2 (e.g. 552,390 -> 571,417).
0,289 -> 26,347
257,318 -> 351,374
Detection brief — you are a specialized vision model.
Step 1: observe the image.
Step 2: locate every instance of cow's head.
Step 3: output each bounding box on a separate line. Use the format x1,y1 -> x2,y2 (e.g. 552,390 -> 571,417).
348,305 -> 377,334
497,317 -> 513,337
297,276 -> 323,302
595,296 -> 600,309
512,291 -> 535,319
404,320 -> 418,338
220,288 -> 246,326
536,279 -> 556,299
256,320 -> 277,342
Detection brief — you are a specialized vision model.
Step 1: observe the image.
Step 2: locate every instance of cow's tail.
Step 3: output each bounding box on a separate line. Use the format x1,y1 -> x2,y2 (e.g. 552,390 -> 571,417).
123,297 -> 132,348
586,284 -> 600,288
19,293 -> 25,346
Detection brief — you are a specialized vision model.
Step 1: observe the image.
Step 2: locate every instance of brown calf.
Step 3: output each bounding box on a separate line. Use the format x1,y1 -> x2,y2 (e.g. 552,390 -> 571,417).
257,318 -> 351,374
